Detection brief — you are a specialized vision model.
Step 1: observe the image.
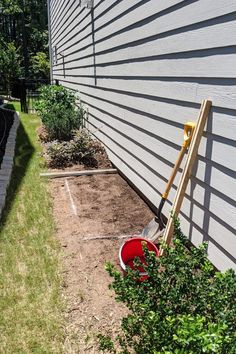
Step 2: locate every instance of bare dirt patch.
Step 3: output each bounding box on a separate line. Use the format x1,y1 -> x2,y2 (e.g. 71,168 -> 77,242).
50,171 -> 154,353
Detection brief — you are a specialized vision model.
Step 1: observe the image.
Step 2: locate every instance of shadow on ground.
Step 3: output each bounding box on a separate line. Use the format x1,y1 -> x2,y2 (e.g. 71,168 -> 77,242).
0,121 -> 34,228
3,103 -> 16,111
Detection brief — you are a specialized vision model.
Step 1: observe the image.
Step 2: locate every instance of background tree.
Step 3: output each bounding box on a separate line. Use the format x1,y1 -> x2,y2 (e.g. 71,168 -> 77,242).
31,52 -> 50,79
0,0 -> 49,93
0,41 -> 21,95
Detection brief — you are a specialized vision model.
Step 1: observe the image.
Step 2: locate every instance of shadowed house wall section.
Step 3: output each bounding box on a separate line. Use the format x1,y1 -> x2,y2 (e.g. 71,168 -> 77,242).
48,0 -> 236,271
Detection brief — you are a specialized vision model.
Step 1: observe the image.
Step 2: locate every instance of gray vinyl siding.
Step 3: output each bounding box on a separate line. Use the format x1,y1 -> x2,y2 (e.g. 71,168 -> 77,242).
49,0 -> 236,271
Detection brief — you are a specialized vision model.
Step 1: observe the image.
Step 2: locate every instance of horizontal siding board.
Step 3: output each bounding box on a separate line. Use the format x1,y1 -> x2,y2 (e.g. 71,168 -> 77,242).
57,80 -> 235,171
194,160 -> 236,201
179,204 -> 236,263
53,19 -> 94,57
50,0 -> 236,271
79,98 -> 235,199
93,0 -> 122,18
207,240 -> 236,271
97,52 -> 236,78
184,182 -> 236,230
67,83 -> 236,252
180,206 -> 236,258
56,0 -> 183,54
51,0 -> 236,54
95,20 -> 236,64
200,136 -> 235,171
88,113 -> 236,253
52,0 -> 127,49
95,119 -> 236,270
54,50 -> 236,78
50,0 -> 69,30
53,11 -> 91,51
88,115 -> 165,196
58,0 -> 236,58
57,18 -> 236,67
51,4 -> 87,45
51,0 -> 75,32
50,0 -> 64,20
94,0 -> 144,28
51,0 -> 108,46
179,218 -> 236,271
52,75 -> 236,110
94,0 -> 184,30
94,1 -> 236,51
53,79 -> 236,140
50,0 -> 58,14
54,15 -> 235,62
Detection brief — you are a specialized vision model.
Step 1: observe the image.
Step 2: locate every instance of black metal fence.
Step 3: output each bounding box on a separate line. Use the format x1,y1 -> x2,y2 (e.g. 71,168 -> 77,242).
12,79 -> 49,113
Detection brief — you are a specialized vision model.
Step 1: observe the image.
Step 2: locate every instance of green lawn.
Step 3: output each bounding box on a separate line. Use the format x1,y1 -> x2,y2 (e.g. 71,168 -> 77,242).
0,102 -> 63,353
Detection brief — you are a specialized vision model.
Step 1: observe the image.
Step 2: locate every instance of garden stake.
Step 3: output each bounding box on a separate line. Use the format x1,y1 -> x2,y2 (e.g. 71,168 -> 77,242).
40,168 -> 117,178
142,122 -> 195,243
160,99 -> 212,255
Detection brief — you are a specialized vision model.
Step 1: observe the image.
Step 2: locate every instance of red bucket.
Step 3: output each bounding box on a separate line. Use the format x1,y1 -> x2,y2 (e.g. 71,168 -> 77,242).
119,237 -> 159,281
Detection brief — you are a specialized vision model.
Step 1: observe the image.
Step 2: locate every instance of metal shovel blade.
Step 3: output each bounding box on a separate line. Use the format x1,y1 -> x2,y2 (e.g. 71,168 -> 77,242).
141,218 -> 165,243
141,123 -> 196,245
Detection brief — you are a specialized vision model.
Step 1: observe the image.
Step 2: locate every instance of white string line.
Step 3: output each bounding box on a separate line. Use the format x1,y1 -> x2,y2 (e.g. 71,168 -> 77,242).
65,178 -> 78,216
82,234 -> 140,241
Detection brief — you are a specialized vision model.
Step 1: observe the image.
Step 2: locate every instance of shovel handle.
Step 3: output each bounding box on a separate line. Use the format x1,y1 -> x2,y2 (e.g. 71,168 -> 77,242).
161,122 -> 195,200
155,122 -> 195,230
162,99 -> 212,252
155,145 -> 187,230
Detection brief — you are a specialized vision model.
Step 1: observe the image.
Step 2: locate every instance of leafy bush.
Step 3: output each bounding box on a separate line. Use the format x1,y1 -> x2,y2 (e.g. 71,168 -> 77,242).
45,129 -> 100,168
0,42 -> 21,95
31,52 -> 50,79
99,218 -> 236,354
35,85 -> 84,140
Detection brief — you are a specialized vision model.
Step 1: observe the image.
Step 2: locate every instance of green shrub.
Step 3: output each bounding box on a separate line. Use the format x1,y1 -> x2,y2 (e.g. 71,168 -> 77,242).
35,85 -> 84,140
99,218 -> 236,354
45,129 -> 99,168
31,52 -> 50,80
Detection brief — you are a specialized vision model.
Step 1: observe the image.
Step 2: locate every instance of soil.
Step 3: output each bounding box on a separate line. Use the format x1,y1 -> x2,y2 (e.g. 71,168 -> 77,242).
49,146 -> 154,353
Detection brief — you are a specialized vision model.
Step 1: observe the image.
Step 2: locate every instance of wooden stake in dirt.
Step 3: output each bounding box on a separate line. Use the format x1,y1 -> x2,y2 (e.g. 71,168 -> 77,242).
160,99 -> 212,255
40,168 -> 117,179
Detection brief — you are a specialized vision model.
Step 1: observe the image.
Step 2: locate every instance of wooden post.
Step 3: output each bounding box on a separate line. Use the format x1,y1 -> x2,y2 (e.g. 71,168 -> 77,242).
160,99 -> 212,255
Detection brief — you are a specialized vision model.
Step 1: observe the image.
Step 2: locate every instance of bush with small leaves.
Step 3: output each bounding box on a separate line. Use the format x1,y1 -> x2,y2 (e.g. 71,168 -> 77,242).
98,218 -> 236,354
45,129 -> 100,168
35,85 -> 84,140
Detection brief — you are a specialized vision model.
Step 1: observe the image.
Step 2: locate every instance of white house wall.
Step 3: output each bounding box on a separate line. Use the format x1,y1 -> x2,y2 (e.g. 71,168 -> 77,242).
49,0 -> 236,271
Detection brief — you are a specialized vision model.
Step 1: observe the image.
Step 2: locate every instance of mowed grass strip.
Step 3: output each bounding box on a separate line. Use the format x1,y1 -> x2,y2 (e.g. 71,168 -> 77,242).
0,102 -> 63,353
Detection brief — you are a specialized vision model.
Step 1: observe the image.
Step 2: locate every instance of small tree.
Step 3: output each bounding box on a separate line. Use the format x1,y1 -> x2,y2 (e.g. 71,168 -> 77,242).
31,52 -> 50,80
35,85 -> 84,140
99,218 -> 236,354
0,41 -> 21,96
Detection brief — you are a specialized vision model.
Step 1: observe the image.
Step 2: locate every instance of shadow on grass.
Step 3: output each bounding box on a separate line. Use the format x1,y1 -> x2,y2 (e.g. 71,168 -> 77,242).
0,121 -> 34,228
3,103 -> 16,111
